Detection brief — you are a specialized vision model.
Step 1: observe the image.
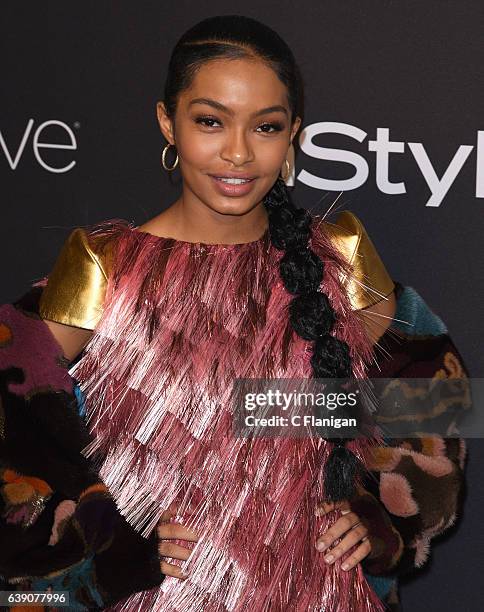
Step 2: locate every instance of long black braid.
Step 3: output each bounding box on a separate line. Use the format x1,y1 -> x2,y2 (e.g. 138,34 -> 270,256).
263,177 -> 361,501
164,14 -> 363,502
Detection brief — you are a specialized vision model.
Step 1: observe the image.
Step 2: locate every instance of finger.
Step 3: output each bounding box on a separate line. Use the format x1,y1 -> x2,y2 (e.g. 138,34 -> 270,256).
158,541 -> 193,561
157,521 -> 199,542
315,499 -> 350,516
341,537 -> 372,571
160,559 -> 187,580
322,524 -> 369,564
315,511 -> 360,552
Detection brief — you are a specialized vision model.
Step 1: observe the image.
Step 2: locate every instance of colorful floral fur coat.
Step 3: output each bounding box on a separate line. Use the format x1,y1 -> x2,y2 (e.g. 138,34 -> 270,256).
0,278 -> 469,611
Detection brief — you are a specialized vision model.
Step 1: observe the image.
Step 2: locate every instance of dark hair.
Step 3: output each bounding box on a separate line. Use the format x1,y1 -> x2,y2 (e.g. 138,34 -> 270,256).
164,15 -> 303,125
163,15 -> 359,502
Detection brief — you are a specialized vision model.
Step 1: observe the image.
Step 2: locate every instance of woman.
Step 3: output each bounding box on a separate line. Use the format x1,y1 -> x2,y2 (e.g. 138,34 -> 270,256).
0,15 -> 467,612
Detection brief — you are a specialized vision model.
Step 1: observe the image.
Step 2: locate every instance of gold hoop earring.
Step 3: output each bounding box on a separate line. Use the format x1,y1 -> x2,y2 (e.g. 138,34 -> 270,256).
161,143 -> 179,171
280,159 -> 290,181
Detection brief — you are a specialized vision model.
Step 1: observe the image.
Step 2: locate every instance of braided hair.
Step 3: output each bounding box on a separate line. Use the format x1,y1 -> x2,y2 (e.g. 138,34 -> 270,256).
263,177 -> 360,501
164,15 -> 362,502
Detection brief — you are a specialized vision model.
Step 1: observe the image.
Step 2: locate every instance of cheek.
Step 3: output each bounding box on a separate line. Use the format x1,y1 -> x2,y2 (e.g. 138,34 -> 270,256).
250,141 -> 289,181
177,131 -> 220,169
258,141 -> 289,170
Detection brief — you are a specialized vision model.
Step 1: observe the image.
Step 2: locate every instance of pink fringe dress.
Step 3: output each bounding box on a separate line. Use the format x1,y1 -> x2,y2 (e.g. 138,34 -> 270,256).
69,217 -> 385,612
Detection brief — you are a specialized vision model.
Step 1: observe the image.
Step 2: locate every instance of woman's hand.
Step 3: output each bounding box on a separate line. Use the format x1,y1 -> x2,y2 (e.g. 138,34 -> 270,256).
157,504 -> 200,580
315,499 -> 371,571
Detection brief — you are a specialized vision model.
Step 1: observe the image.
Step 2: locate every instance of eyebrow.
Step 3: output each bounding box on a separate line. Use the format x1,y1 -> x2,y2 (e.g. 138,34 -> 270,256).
188,97 -> 288,118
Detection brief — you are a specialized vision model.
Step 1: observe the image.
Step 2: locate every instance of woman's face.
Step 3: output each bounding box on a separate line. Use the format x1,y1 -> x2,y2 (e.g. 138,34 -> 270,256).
157,58 -> 301,217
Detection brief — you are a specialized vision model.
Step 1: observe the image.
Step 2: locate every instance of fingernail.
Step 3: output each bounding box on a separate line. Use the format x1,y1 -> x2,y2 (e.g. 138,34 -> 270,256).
316,541 -> 327,552
341,509 -> 350,515
341,563 -> 349,570
324,554 -> 334,563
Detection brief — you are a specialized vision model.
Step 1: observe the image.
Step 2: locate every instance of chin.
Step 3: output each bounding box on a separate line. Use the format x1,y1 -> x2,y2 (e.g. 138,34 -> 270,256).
200,187 -> 262,213
208,199 -> 258,216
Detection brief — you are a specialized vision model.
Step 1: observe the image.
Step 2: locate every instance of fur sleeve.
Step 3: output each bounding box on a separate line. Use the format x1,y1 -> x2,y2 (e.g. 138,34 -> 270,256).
0,293 -> 164,608
352,281 -> 469,577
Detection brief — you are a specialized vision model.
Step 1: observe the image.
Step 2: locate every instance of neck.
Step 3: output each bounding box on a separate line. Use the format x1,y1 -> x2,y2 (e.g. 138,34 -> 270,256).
146,192 -> 269,245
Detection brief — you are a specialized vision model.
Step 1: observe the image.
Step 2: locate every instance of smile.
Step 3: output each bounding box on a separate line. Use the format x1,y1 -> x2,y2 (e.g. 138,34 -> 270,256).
210,175 -> 256,197
216,177 -> 252,184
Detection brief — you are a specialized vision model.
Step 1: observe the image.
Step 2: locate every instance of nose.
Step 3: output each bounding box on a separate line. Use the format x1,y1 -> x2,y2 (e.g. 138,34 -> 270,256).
220,127 -> 254,166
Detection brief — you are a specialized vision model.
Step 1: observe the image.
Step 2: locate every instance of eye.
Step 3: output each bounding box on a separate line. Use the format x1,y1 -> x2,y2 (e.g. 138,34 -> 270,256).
195,116 -> 222,128
194,116 -> 284,133
256,122 -> 284,134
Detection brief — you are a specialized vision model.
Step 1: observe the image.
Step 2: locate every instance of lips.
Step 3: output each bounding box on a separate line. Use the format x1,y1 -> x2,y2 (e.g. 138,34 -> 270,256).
210,175 -> 256,197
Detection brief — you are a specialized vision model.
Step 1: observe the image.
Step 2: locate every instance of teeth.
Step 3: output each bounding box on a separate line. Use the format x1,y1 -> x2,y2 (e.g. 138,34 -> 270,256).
217,177 -> 251,184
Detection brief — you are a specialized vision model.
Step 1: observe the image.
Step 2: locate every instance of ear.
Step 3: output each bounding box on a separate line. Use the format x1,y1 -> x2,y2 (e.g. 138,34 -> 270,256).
289,115 -> 302,144
156,101 -> 175,145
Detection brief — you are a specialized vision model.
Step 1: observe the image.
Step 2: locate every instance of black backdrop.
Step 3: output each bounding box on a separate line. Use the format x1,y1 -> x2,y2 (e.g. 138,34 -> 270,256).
1,1 -> 483,610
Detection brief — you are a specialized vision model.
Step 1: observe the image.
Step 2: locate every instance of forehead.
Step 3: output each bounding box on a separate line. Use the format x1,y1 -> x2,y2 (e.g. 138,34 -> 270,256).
180,58 -> 289,111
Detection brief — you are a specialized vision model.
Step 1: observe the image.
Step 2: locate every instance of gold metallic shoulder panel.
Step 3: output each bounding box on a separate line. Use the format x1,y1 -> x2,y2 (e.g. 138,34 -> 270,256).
39,228 -> 112,330
322,211 -> 395,310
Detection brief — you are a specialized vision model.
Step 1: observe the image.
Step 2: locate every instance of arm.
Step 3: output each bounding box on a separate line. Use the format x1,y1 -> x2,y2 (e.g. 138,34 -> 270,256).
326,212 -> 468,577
42,320 -> 93,363
359,296 -> 466,577
0,227 -> 165,608
355,281 -> 468,577
356,287 -> 397,345
36,226 -> 113,361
